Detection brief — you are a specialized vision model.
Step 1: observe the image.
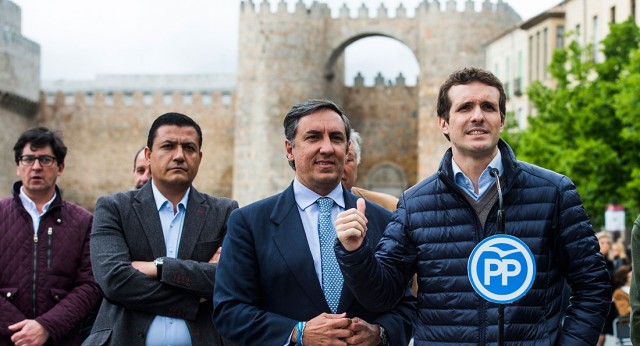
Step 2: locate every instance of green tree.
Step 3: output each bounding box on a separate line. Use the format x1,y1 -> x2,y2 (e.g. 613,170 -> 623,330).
510,18 -> 640,228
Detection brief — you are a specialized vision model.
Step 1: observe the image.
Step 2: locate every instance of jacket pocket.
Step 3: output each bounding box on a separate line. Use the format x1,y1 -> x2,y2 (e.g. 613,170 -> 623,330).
0,287 -> 18,300
81,329 -> 112,346
49,288 -> 69,302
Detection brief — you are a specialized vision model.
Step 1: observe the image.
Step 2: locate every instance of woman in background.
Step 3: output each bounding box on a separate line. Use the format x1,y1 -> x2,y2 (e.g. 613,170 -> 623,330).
612,264 -> 632,317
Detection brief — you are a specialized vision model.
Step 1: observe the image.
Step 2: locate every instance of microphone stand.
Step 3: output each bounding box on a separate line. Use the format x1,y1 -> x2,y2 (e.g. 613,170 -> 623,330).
490,168 -> 505,346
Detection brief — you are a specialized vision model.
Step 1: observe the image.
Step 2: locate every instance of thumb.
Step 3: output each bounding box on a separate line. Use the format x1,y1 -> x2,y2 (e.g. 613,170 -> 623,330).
8,320 -> 26,330
357,198 -> 366,214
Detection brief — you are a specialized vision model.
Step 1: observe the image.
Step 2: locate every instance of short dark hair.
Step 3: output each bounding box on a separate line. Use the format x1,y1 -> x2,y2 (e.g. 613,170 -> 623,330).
437,67 -> 506,140
613,264 -> 632,289
283,99 -> 351,169
13,127 -> 67,165
147,112 -> 203,150
133,146 -> 145,171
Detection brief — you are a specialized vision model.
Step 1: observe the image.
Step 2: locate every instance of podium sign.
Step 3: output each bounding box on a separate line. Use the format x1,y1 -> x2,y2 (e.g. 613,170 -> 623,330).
468,234 -> 536,304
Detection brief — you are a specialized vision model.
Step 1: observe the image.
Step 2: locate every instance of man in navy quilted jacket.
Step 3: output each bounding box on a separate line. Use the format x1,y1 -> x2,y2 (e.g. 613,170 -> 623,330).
334,67 -> 611,345
0,127 -> 100,346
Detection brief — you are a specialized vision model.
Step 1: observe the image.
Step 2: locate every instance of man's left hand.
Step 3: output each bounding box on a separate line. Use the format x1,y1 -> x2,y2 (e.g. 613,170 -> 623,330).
8,319 -> 49,346
344,317 -> 380,346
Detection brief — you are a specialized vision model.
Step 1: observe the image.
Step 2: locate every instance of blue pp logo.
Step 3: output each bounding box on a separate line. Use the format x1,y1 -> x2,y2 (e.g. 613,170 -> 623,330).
467,234 -> 536,304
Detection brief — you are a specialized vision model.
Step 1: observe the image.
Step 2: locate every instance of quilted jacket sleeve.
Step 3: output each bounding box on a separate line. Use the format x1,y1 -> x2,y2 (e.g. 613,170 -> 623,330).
555,177 -> 612,345
336,198 -> 417,313
0,298 -> 27,337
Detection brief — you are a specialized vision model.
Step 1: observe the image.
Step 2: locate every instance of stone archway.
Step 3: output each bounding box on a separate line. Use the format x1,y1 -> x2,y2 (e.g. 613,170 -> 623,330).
367,162 -> 408,197
232,1 -> 521,206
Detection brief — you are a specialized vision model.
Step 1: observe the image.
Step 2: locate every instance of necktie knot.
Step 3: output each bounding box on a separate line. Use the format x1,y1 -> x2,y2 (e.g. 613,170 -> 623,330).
318,197 -> 333,213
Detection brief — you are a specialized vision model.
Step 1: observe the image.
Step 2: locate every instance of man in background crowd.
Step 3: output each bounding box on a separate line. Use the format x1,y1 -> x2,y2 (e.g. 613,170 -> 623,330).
342,130 -> 399,211
0,127 -> 100,345
133,147 -> 151,189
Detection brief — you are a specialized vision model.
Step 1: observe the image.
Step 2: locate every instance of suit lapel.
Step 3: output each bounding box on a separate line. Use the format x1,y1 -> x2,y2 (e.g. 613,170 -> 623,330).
178,187 -> 209,259
271,184 -> 329,313
132,184 -> 166,259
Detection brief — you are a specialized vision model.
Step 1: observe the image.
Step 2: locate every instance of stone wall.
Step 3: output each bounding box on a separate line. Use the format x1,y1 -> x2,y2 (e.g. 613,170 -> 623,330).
38,91 -> 235,210
0,107 -> 35,198
344,74 -> 419,192
233,0 -> 521,206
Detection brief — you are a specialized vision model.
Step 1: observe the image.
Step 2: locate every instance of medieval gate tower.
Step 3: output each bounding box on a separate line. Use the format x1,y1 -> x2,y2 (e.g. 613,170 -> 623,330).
233,0 -> 520,206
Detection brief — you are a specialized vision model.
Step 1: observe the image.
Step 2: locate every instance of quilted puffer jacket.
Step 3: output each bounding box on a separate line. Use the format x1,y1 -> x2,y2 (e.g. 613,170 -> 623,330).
336,140 -> 611,345
0,182 -> 101,345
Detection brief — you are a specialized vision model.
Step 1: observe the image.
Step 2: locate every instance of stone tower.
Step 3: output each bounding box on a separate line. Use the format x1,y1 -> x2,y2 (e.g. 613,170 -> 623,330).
0,0 -> 40,194
233,0 -> 520,206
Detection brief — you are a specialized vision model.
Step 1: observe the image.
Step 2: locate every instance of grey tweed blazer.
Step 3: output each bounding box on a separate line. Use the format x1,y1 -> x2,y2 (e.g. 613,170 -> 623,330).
83,182 -> 238,346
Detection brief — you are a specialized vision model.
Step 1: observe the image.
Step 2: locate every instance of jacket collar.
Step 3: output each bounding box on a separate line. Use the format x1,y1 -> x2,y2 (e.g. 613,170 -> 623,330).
132,182 -> 208,259
12,181 -> 64,211
438,139 -> 520,192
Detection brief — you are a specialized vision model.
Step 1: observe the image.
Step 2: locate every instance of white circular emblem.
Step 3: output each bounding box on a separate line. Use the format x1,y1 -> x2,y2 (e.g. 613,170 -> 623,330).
467,234 -> 536,304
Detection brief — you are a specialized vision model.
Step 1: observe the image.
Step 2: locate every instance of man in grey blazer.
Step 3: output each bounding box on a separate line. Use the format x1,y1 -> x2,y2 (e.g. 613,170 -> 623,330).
85,112 -> 238,346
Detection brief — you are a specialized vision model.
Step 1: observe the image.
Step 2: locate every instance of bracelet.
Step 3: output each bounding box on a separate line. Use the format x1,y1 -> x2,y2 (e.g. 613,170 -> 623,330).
296,321 -> 305,346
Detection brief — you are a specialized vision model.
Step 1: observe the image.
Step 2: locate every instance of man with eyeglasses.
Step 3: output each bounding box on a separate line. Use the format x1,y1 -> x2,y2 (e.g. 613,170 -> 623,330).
0,127 -> 101,345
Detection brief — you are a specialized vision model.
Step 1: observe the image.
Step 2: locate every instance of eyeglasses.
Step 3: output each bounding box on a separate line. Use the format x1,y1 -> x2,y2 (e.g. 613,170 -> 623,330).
19,155 -> 57,167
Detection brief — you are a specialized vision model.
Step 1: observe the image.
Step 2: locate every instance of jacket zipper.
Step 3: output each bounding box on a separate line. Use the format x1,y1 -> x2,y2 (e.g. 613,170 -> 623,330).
439,171 -> 495,345
47,227 -> 53,268
32,232 -> 38,317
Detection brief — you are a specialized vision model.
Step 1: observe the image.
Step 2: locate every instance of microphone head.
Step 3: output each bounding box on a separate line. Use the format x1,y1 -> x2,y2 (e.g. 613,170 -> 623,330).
490,168 -> 499,178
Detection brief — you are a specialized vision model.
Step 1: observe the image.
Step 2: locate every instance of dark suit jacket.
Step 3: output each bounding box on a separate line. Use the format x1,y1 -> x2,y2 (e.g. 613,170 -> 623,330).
83,182 -> 238,346
213,183 -> 415,345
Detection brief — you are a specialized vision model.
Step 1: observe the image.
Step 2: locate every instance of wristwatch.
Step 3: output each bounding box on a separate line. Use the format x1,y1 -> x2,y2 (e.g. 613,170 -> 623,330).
154,257 -> 164,280
379,325 -> 389,345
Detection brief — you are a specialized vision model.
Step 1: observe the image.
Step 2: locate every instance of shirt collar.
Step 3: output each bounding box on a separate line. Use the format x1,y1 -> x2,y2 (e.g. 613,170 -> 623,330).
151,181 -> 190,211
19,186 -> 56,215
452,150 -> 503,179
293,178 -> 345,211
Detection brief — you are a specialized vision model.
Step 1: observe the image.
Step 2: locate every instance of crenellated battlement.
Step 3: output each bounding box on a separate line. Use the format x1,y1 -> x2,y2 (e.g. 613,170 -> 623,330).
349,72 -> 416,88
239,0 -> 519,19
44,90 -> 235,108
41,73 -> 236,108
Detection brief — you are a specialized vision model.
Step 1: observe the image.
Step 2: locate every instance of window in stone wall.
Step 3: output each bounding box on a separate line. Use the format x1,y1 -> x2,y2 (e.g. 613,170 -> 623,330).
366,162 -> 408,197
64,94 -> 74,105
143,93 -> 153,105
222,93 -> 232,106
202,93 -> 212,105
183,92 -> 193,105
85,92 -> 94,105
124,92 -> 133,106
105,93 -> 114,106
163,93 -> 172,105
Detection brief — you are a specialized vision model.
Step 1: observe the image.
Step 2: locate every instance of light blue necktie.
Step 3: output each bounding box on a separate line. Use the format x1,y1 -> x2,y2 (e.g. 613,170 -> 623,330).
317,197 -> 343,313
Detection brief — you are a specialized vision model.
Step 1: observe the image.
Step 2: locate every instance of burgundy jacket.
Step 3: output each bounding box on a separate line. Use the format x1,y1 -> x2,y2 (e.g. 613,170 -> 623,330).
0,182 -> 101,345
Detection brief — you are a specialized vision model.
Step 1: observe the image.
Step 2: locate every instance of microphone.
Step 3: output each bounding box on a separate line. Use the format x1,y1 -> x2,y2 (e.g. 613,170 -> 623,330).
490,168 -> 504,235
490,167 -> 506,345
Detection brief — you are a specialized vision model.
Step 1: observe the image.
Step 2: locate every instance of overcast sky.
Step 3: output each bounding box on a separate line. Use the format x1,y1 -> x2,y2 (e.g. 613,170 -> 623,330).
12,0 -> 562,85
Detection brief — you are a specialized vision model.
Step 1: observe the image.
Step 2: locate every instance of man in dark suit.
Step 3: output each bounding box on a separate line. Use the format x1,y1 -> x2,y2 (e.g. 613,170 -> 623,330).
213,100 -> 415,345
85,112 -> 238,345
